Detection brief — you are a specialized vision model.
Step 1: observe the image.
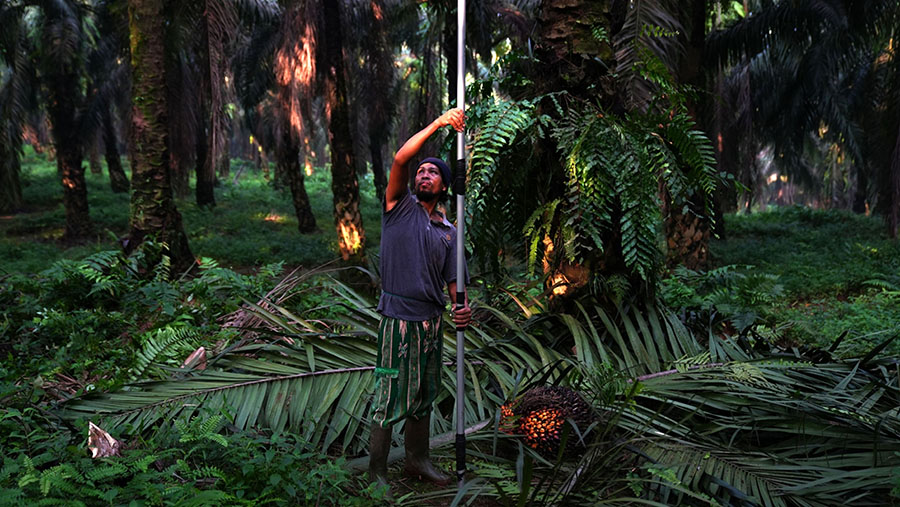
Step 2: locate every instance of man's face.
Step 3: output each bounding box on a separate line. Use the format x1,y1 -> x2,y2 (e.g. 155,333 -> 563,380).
414,162 -> 445,202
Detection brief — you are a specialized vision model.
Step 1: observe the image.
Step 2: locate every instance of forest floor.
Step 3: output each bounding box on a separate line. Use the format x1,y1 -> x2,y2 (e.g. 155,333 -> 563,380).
711,206 -> 900,356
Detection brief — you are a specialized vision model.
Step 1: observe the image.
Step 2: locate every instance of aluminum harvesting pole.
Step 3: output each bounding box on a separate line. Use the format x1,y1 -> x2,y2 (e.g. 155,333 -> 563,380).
454,0 -> 467,489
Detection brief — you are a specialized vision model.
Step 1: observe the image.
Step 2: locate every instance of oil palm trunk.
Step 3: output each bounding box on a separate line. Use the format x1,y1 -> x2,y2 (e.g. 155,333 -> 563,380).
102,106 -> 129,193
47,77 -> 93,241
276,97 -> 317,233
126,0 -> 194,273
323,0 -> 365,261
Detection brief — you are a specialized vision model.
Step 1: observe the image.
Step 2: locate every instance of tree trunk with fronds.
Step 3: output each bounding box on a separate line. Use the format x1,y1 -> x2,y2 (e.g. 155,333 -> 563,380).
365,0 -> 392,201
102,107 -> 129,193
47,69 -> 93,241
443,14 -> 457,109
196,1 -> 221,208
0,12 -> 26,214
669,0 -> 712,269
277,105 -> 317,233
323,0 -> 365,262
127,0 -> 194,273
531,0 -> 615,301
273,2 -> 318,233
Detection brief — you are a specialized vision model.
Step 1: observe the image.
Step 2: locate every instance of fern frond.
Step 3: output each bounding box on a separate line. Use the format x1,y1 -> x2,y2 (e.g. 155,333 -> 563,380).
84,463 -> 128,483
131,324 -> 203,379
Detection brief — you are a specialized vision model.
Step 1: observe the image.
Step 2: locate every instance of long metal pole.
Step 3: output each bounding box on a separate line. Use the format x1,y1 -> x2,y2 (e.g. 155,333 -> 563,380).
454,0 -> 467,489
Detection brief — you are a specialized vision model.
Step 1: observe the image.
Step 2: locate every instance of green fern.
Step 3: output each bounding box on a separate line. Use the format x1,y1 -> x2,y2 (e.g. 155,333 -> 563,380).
468,97 -> 537,221
523,199 -> 561,276
131,323 -> 202,379
83,463 -> 128,483
38,464 -> 78,496
546,107 -> 668,280
128,454 -> 158,474
176,414 -> 228,448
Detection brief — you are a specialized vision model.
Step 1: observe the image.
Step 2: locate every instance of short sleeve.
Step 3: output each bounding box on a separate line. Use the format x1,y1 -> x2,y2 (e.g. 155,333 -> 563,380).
383,189 -> 414,226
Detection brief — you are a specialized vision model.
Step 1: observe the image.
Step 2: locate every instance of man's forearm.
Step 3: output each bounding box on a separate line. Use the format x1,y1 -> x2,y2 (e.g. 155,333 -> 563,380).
393,120 -> 442,170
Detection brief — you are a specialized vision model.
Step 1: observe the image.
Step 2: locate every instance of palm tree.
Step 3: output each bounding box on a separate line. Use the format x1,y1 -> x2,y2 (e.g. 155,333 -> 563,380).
87,0 -> 130,193
0,2 -> 36,214
274,0 -> 317,233
36,0 -> 96,241
196,0 -> 239,207
458,0 -> 717,299
125,0 -> 193,272
707,0 -> 900,235
232,0 -> 318,233
322,0 -> 365,261
343,0 -> 398,200
1,0 -> 133,236
100,105 -> 130,193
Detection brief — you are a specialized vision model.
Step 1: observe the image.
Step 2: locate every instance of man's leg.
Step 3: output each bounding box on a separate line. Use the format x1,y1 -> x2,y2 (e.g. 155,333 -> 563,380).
368,316 -> 411,492
368,421 -> 392,490
403,413 -> 450,485
402,315 -> 449,484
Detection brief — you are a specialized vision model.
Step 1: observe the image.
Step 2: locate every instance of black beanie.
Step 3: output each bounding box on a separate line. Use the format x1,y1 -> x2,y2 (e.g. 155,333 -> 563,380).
418,157 -> 451,188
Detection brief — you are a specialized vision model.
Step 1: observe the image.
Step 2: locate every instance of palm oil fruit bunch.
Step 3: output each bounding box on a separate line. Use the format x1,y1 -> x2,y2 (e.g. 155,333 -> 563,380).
500,385 -> 594,457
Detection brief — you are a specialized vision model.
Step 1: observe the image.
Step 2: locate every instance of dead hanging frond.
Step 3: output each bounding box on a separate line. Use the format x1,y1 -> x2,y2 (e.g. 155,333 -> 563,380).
205,0 -> 239,178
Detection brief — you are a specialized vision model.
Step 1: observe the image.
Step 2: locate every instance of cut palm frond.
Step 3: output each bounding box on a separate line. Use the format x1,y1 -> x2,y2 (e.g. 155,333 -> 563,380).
58,270 -> 900,504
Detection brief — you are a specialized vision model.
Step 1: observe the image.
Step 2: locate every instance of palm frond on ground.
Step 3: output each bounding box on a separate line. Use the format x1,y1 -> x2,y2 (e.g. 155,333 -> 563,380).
59,273 -> 691,452
58,271 -> 900,503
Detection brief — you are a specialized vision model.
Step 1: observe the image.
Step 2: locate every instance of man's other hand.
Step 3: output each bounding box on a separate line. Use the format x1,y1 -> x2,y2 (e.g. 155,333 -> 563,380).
452,304 -> 472,329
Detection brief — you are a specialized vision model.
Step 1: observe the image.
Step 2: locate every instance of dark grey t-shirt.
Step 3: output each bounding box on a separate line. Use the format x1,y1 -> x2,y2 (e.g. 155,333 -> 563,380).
377,190 -> 467,321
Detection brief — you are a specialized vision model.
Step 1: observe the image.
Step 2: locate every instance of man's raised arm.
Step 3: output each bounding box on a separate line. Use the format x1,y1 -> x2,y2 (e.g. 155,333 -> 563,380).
384,108 -> 465,212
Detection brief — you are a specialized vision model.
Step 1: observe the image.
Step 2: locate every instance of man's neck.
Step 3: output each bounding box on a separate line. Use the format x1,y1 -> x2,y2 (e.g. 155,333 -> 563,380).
419,197 -> 438,216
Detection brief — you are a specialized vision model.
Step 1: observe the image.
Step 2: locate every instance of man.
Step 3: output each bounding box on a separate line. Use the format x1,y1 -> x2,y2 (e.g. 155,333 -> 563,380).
369,108 -> 471,491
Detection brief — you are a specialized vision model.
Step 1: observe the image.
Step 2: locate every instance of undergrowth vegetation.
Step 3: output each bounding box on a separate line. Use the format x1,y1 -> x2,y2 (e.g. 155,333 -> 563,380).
1,245 -> 285,394
0,407 -> 384,505
709,205 -> 900,355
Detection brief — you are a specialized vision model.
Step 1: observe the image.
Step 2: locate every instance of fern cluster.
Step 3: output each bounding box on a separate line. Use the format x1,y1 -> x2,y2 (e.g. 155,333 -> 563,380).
463,94 -> 551,276
0,244 -> 283,395
463,48 -> 718,293
520,100 -> 717,287
0,412 -> 384,506
661,264 -> 784,332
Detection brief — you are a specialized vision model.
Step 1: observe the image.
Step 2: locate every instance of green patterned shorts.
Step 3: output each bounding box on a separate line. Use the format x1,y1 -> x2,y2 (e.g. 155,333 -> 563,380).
371,315 -> 443,428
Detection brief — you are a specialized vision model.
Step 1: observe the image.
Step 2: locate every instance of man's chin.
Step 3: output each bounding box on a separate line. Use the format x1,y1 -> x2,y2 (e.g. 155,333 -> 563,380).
415,189 -> 439,202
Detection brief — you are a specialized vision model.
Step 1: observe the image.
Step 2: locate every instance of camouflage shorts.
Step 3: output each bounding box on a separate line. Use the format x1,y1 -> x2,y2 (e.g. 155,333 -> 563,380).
371,315 -> 443,428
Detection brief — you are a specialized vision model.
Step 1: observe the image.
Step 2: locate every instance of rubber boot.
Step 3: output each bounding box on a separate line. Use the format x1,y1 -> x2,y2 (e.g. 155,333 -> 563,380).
368,422 -> 392,497
403,415 -> 450,485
